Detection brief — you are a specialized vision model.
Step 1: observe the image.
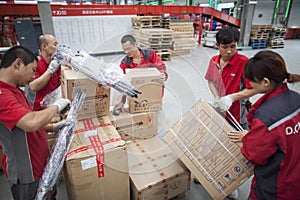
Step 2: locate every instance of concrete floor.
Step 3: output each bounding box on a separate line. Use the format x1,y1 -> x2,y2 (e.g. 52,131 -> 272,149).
1,39 -> 299,199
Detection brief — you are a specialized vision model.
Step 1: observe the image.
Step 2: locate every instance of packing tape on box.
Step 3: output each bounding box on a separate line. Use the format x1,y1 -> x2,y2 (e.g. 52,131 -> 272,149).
66,118 -> 122,178
129,139 -> 174,200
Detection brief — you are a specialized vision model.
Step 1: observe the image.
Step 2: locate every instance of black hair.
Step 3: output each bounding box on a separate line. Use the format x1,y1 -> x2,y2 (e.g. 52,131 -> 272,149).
216,26 -> 240,44
243,50 -> 288,85
0,46 -> 37,69
121,34 -> 136,45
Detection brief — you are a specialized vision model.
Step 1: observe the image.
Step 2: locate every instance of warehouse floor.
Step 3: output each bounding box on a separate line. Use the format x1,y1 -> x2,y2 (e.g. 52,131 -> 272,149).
1,39 -> 299,199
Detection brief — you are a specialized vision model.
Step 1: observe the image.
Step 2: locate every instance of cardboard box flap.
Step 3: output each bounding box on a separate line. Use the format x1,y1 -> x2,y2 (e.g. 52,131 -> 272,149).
127,137 -> 189,191
66,116 -> 126,161
126,68 -> 163,87
110,111 -> 158,139
163,100 -> 253,200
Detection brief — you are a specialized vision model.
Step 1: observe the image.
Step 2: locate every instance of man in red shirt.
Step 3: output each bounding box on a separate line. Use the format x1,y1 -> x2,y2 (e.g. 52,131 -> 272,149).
113,34 -> 168,115
205,27 -> 256,130
28,34 -> 61,111
0,46 -> 70,200
203,27 -> 257,199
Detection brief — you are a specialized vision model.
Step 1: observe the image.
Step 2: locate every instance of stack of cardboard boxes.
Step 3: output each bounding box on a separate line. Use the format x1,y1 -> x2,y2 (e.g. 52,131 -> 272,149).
110,67 -> 191,199
58,66 -> 191,199
60,67 -> 130,200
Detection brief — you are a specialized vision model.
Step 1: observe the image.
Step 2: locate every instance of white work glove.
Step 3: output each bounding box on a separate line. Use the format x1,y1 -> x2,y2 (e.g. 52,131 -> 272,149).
159,72 -> 166,84
47,60 -> 60,74
52,98 -> 71,115
53,120 -> 70,132
217,95 -> 234,112
211,96 -> 220,108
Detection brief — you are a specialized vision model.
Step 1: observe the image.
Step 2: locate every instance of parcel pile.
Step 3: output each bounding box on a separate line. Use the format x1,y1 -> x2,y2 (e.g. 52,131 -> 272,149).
46,45 -> 253,200
48,46 -> 191,199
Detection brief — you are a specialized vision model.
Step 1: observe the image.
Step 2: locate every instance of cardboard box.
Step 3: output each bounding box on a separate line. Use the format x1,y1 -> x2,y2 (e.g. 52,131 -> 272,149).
61,68 -> 110,120
163,100 -> 253,200
63,116 -> 130,200
110,110 -> 158,140
47,137 -> 56,152
128,136 -> 191,200
126,68 -> 163,113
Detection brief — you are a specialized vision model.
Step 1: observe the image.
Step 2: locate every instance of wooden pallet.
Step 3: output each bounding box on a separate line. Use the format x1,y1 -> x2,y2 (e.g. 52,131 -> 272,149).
155,49 -> 171,61
131,16 -> 162,29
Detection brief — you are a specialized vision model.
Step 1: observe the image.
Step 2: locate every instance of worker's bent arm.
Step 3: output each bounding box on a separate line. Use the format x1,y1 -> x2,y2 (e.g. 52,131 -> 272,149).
16,106 -> 58,132
231,88 -> 258,101
207,80 -> 220,98
29,70 -> 52,92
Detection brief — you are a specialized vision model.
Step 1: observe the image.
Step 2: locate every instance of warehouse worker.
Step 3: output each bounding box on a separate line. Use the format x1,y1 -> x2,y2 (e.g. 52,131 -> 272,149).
113,34 -> 168,115
205,26 -> 257,130
28,34 -> 61,111
227,50 -> 300,200
0,46 -> 71,200
202,26 -> 257,199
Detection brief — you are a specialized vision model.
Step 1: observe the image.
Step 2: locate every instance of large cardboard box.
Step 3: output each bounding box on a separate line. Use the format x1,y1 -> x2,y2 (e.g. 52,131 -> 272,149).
110,110 -> 158,140
163,100 -> 253,200
63,116 -> 130,200
61,68 -> 110,120
128,136 -> 191,200
126,68 -> 163,113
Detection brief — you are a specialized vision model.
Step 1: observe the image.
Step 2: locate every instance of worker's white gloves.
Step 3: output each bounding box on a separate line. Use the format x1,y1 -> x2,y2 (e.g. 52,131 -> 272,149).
159,73 -> 166,84
216,95 -> 234,112
47,60 -> 60,75
51,98 -> 71,115
53,120 -> 70,132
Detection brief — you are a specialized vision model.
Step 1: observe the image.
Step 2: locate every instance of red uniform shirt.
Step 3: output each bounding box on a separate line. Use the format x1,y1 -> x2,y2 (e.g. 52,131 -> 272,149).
120,48 -> 167,77
242,84 -> 300,200
0,81 -> 49,184
205,52 -> 252,123
33,54 -> 61,111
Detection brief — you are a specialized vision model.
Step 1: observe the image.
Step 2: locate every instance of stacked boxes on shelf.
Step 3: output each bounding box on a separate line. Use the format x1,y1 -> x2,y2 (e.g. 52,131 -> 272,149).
268,27 -> 286,48
168,19 -> 196,57
249,24 -> 272,49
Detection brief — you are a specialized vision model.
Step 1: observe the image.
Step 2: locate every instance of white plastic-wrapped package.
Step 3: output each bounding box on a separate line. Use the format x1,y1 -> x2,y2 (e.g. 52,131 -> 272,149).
52,45 -> 140,98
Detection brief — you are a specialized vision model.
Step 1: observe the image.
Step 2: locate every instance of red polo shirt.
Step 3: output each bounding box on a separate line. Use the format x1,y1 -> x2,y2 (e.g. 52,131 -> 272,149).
120,48 -> 167,77
205,52 -> 252,123
33,54 -> 61,111
0,81 -> 49,184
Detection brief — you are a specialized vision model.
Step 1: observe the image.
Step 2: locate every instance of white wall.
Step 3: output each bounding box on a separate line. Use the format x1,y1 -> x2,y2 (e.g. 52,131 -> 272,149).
252,1 -> 274,25
288,0 -> 300,28
53,15 -> 134,54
